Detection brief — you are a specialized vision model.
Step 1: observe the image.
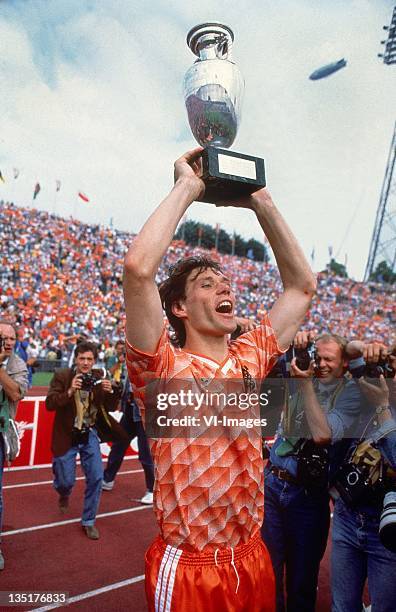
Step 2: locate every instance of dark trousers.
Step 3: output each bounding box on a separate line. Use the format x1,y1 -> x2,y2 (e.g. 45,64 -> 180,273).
103,403 -> 154,492
261,468 -> 330,612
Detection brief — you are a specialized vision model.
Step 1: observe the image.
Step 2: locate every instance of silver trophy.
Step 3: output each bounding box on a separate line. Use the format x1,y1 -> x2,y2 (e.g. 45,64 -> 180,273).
184,22 -> 265,203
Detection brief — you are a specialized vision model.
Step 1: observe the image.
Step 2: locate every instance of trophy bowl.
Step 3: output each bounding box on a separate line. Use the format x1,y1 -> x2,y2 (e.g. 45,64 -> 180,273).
183,23 -> 244,148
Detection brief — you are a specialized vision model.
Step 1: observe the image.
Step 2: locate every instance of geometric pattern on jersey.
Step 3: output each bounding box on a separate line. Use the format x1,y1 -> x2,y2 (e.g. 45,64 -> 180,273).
126,314 -> 282,551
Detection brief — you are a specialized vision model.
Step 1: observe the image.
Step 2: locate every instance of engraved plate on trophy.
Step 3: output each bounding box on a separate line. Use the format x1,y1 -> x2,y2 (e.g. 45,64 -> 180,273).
183,22 -> 266,203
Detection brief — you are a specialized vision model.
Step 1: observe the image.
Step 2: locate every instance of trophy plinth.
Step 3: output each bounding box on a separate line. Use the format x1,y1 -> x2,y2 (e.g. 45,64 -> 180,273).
184,23 -> 266,204
201,147 -> 265,203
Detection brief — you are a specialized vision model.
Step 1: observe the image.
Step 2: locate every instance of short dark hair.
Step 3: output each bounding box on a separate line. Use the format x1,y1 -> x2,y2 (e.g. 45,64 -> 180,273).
159,256 -> 223,347
75,341 -> 98,360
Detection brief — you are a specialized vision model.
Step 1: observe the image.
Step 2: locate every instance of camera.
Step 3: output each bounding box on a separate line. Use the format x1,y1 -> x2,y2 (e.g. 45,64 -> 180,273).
333,462 -> 373,507
364,357 -> 395,379
295,342 -> 317,371
285,341 -> 317,373
79,367 -> 106,392
333,443 -> 387,508
379,491 -> 396,552
296,439 -> 329,491
351,350 -> 396,379
71,425 -> 90,446
0,336 -> 4,353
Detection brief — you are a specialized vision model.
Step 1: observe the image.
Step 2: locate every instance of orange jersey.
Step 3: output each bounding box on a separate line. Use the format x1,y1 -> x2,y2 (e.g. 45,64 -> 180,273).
126,314 -> 282,551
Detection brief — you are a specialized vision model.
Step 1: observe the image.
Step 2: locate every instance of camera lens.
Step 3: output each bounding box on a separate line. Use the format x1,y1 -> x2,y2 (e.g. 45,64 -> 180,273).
379,491 -> 396,552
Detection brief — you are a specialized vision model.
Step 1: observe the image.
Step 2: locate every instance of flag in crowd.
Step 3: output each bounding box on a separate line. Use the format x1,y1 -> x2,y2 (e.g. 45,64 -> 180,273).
180,214 -> 187,241
56,180 -> 61,192
78,191 -> 89,203
197,225 -> 203,247
13,168 -> 19,179
215,223 -> 220,251
33,183 -> 41,200
0,171 -> 5,183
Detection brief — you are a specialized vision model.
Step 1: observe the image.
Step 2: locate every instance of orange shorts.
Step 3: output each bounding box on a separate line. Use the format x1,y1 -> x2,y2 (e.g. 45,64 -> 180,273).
145,531 -> 275,612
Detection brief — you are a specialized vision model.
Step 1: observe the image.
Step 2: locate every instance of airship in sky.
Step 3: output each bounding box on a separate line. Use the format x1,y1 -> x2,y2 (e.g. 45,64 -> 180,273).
309,58 -> 347,80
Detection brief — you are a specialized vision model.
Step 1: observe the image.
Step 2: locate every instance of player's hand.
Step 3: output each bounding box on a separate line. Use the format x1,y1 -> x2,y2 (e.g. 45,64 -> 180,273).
215,186 -> 273,210
174,148 -> 205,200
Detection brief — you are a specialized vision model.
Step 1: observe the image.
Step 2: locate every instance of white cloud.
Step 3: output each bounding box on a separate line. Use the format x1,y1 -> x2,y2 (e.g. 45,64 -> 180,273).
0,0 -> 395,279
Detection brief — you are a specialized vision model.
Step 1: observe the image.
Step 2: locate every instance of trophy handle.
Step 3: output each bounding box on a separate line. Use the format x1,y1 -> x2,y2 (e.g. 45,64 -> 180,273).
216,36 -> 233,61
187,22 -> 234,61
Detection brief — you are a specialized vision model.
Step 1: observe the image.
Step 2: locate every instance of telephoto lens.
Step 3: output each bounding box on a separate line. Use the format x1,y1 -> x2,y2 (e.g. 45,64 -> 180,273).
379,491 -> 396,552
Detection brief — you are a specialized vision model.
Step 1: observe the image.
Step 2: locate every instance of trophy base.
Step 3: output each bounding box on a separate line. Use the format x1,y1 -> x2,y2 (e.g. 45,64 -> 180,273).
198,147 -> 266,203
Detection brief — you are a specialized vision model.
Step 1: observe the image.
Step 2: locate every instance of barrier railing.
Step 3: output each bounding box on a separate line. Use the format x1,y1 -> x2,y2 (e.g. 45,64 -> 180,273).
10,396 -> 137,469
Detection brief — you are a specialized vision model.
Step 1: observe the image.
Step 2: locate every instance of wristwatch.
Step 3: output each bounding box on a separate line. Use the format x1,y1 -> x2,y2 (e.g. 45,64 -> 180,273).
375,404 -> 390,415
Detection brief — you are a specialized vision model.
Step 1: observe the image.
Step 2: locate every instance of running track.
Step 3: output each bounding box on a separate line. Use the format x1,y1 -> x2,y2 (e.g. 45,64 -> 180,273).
0,456 -> 348,611
2,459 -> 155,611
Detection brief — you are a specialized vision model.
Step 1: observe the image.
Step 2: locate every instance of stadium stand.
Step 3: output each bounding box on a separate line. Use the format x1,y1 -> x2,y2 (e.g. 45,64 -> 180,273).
0,200 -> 395,363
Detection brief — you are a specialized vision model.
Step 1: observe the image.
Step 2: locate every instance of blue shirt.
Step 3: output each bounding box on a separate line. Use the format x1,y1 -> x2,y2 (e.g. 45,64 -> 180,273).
269,377 -> 362,477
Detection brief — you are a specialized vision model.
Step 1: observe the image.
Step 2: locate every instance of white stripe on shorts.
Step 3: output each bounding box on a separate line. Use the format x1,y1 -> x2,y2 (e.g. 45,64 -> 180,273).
154,544 -> 183,612
155,545 -> 172,612
158,547 -> 178,612
165,549 -> 182,612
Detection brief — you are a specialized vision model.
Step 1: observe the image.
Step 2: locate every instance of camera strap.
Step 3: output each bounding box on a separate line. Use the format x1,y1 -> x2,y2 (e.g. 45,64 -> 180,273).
74,389 -> 96,430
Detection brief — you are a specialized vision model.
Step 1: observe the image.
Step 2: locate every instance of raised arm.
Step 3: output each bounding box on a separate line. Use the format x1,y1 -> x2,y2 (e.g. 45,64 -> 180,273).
123,148 -> 205,353
289,334 -> 331,444
345,340 -> 389,362
250,190 -> 316,350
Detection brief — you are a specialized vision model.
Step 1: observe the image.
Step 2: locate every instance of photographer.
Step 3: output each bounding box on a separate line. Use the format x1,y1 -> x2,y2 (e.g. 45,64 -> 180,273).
46,341 -> 126,540
261,331 -> 363,612
0,320 -> 28,570
331,342 -> 396,612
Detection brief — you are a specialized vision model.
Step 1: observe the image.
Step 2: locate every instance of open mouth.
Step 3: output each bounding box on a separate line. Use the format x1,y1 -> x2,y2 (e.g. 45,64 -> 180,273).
215,300 -> 233,315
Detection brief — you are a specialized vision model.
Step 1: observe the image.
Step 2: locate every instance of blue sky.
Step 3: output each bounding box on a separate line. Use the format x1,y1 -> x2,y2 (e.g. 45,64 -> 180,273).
1,0 -> 395,280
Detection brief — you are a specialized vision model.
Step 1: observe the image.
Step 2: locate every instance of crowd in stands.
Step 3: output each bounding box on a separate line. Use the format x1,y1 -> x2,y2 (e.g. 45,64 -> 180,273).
1,200 -> 395,366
